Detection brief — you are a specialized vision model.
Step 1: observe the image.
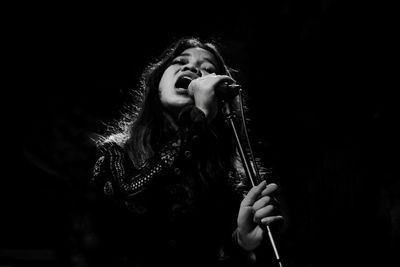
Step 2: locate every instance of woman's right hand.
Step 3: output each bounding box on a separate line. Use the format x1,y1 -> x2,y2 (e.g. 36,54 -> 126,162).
188,73 -> 235,123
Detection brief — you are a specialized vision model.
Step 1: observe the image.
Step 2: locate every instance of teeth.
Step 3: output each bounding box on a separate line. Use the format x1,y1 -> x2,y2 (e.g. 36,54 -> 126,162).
182,76 -> 193,81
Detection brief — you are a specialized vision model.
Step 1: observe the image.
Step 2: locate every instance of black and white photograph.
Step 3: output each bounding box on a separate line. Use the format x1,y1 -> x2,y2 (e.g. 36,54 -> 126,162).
2,1 -> 398,266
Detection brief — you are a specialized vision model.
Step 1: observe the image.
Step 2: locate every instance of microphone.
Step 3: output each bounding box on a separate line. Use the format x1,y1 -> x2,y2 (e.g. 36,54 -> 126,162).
217,82 -> 241,118
216,82 -> 241,100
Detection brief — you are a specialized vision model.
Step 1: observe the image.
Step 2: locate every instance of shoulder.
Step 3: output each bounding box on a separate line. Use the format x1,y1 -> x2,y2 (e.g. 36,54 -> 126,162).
92,140 -> 132,195
96,139 -> 126,154
93,140 -> 128,170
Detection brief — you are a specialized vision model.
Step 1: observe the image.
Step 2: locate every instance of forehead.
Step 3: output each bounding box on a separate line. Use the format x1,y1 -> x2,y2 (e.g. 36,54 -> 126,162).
179,47 -> 217,64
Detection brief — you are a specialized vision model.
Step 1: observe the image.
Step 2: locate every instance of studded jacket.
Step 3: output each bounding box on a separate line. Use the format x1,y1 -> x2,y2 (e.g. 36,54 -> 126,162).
89,105 -> 258,267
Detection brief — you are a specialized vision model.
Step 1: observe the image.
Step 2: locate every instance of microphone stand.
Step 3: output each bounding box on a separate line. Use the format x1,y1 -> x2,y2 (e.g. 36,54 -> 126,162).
221,92 -> 284,267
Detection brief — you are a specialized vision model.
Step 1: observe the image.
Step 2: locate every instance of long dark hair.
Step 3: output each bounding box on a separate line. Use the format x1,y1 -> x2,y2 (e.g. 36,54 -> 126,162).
96,36 -> 249,187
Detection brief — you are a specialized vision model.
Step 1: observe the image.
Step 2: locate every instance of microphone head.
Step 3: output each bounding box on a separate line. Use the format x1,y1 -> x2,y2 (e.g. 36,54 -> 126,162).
216,82 -> 241,99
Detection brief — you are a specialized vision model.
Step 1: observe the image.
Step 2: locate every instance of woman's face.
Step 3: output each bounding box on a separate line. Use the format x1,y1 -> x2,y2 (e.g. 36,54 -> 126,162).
159,47 -> 219,116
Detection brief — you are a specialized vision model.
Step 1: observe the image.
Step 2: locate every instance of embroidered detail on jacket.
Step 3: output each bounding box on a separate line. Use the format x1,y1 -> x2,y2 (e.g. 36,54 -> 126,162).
93,155 -> 104,178
103,180 -> 114,195
109,146 -> 126,187
126,135 -> 181,197
160,134 -> 181,166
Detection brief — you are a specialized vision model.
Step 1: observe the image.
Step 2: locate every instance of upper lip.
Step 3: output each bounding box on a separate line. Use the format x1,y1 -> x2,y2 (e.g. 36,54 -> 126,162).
175,72 -> 199,89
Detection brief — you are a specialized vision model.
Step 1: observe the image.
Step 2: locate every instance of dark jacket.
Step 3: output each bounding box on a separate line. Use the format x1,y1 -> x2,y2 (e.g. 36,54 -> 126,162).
89,106 -> 257,267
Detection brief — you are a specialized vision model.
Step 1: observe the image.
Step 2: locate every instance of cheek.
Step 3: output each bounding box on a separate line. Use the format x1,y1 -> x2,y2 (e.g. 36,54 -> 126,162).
158,68 -> 175,97
158,79 -> 173,108
158,76 -> 169,101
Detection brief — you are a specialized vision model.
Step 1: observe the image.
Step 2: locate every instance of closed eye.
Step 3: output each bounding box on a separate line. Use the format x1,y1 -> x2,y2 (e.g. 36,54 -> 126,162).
203,67 -> 216,73
171,57 -> 187,65
200,60 -> 217,73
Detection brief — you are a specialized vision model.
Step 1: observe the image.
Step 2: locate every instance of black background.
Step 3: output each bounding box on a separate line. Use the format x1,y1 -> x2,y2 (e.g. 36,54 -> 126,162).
2,1 -> 399,266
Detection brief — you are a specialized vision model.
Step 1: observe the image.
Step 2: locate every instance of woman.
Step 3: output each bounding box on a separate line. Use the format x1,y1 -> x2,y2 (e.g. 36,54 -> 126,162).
89,36 -> 283,266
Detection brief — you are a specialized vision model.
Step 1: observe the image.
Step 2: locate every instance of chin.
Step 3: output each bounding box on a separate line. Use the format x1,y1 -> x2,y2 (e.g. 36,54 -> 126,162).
174,96 -> 193,107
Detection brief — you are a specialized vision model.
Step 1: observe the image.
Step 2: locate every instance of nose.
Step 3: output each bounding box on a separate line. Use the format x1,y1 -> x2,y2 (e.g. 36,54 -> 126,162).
182,63 -> 201,76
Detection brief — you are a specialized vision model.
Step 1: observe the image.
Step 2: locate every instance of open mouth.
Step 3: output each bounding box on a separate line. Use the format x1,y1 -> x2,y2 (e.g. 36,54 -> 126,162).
175,76 -> 193,90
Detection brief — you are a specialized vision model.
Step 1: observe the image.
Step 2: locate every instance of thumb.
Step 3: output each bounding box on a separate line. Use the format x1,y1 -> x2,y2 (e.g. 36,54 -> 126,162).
237,206 -> 254,234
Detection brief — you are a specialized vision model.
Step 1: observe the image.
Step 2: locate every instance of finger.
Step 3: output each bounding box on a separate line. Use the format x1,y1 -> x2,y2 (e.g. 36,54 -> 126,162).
253,205 -> 276,223
200,73 -> 235,84
240,180 -> 267,207
252,196 -> 271,211
261,215 -> 284,226
217,75 -> 236,83
204,73 -> 234,79
261,183 -> 279,197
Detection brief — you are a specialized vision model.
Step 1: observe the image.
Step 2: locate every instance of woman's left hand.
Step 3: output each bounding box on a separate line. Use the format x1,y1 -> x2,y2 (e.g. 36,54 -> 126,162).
236,180 -> 284,251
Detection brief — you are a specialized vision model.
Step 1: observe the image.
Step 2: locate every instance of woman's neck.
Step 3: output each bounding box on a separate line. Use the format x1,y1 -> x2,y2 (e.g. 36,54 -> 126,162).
162,108 -> 180,132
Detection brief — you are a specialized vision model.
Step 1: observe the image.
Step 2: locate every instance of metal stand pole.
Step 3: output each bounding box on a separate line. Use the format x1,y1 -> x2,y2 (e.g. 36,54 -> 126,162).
221,100 -> 284,267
